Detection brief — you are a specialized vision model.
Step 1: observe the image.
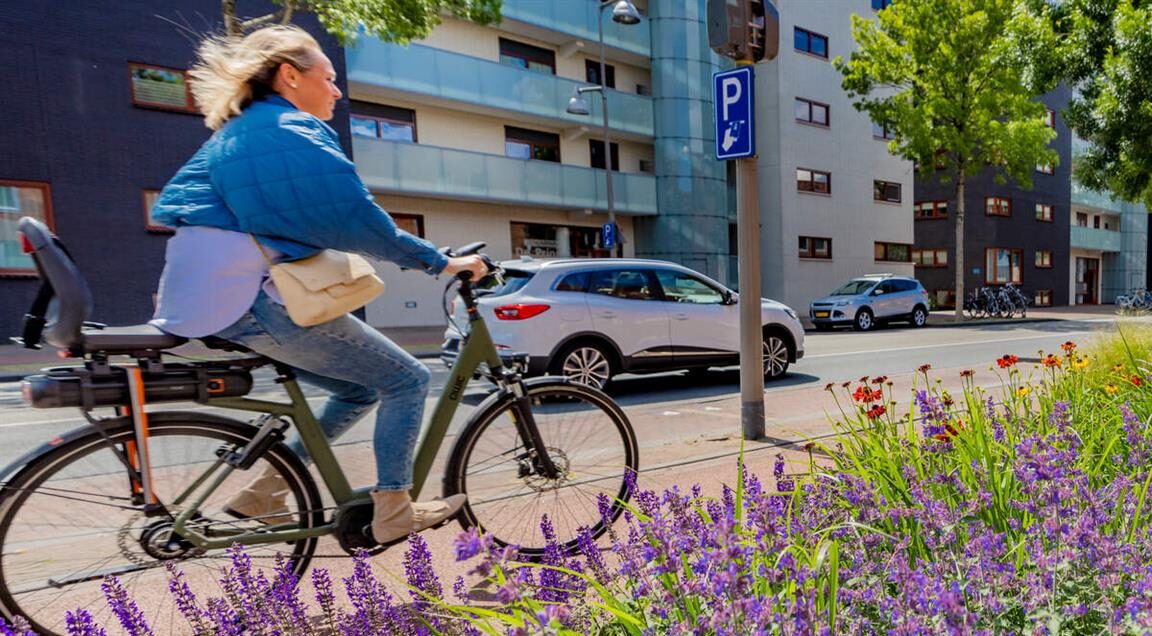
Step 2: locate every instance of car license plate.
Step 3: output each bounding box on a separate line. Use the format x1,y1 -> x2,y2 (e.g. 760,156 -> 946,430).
814,311 -> 830,318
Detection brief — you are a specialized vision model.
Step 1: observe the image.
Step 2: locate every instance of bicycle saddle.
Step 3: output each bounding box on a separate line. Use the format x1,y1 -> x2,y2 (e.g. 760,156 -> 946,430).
17,217 -> 187,356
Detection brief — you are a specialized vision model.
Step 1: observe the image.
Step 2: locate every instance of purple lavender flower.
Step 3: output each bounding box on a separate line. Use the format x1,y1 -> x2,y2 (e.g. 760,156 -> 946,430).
100,577 -> 154,636
312,567 -> 341,632
165,562 -> 207,635
64,609 -> 106,636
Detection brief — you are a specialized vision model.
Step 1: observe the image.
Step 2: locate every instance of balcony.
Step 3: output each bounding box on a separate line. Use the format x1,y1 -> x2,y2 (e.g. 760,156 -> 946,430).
1070,225 -> 1121,253
498,0 -> 651,58
346,41 -> 654,138
354,137 -> 658,215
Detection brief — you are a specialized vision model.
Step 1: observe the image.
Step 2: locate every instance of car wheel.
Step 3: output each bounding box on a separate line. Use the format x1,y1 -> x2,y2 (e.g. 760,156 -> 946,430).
853,308 -> 874,331
762,334 -> 790,379
910,306 -> 928,328
551,342 -> 613,390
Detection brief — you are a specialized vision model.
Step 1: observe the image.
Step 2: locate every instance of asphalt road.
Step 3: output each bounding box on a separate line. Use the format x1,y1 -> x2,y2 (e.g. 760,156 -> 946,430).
0,315 -> 1136,473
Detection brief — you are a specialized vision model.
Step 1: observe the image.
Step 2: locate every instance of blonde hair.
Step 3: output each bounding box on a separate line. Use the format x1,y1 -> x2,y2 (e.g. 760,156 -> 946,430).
188,25 -> 322,130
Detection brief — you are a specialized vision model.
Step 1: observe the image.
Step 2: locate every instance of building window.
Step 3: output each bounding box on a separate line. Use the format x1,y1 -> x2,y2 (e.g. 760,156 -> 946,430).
391,213 -> 425,238
872,0 -> 893,9
505,126 -> 560,162
1036,203 -> 1053,222
350,101 -> 417,142
128,62 -> 195,112
794,98 -> 829,126
1044,109 -> 1056,128
798,236 -> 832,259
141,190 -> 173,234
585,60 -> 616,89
915,201 -> 948,219
638,159 -> 655,174
1076,212 -> 1089,227
934,289 -> 956,309
913,248 -> 948,267
985,248 -> 1022,284
499,38 -> 555,74
0,180 -> 52,275
796,168 -> 831,194
872,121 -> 895,140
875,241 -> 911,262
589,140 -> 620,171
794,27 -> 829,58
1035,289 -> 1052,307
511,221 -> 608,258
873,180 -> 902,203
1035,249 -> 1053,269
1093,215 -> 1101,229
985,197 -> 1012,217
1036,163 -> 1054,175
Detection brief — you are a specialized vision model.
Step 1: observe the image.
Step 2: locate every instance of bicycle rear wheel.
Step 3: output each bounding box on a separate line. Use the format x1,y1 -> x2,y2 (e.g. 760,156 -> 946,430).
444,380 -> 638,556
0,413 -> 323,636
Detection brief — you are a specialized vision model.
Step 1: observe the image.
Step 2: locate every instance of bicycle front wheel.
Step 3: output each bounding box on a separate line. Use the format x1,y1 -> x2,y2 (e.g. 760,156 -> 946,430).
445,380 -> 638,556
0,412 -> 323,636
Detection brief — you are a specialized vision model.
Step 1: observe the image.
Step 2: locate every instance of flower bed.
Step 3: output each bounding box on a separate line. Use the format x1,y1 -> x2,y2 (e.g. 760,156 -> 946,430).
29,327 -> 1152,635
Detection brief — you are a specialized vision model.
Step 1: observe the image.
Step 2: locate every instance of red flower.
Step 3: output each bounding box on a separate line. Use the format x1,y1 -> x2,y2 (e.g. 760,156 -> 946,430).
918,364 -> 932,374
996,354 -> 1019,369
1132,375 -> 1144,387
1042,354 -> 1062,368
866,405 -> 887,420
1061,341 -> 1077,353
852,385 -> 882,404
871,375 -> 889,385
960,369 -> 975,378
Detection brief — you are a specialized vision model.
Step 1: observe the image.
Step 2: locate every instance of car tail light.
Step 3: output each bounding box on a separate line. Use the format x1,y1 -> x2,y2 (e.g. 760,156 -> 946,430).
19,232 -> 34,254
493,304 -> 550,320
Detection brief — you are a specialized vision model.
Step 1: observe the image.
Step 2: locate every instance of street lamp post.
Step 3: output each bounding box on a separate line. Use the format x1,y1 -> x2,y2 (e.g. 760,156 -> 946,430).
566,0 -> 640,257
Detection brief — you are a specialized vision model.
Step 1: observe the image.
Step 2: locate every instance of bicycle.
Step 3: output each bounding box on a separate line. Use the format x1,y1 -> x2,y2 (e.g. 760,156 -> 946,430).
1,217 -> 638,635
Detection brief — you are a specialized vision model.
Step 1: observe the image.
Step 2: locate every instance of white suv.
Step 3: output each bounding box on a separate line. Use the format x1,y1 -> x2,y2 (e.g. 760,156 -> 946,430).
441,258 -> 805,389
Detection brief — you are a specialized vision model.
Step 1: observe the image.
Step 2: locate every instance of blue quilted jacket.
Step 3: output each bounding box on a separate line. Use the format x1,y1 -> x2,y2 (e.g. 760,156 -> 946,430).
151,95 -> 447,273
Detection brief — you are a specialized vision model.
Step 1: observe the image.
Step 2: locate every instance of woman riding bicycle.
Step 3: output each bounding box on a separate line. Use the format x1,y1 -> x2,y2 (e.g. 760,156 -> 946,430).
148,25 -> 487,545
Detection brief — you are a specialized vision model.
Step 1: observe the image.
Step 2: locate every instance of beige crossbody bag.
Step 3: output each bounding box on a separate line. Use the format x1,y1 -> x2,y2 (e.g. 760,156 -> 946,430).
252,237 -> 385,327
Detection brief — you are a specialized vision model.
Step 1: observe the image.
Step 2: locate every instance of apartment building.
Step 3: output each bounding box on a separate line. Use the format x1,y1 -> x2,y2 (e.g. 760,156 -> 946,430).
350,0 -> 914,327
753,0 -> 915,313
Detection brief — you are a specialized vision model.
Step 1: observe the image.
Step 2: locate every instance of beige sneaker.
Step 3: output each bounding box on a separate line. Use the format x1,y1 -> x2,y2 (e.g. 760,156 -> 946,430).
223,467 -> 294,525
370,490 -> 466,545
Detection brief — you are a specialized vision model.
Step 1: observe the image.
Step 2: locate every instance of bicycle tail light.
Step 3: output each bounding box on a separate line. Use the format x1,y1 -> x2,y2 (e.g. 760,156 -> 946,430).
19,232 -> 34,254
493,303 -> 550,320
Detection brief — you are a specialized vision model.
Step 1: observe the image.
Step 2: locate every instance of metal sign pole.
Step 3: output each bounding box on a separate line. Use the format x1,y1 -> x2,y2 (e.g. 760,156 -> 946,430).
736,157 -> 764,440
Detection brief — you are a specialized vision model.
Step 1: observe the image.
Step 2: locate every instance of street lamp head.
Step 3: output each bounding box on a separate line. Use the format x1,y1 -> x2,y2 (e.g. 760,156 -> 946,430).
566,90 -> 591,116
610,0 -> 641,25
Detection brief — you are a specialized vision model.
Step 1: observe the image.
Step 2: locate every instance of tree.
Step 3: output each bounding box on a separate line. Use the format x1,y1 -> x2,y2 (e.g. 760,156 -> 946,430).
221,0 -> 502,43
836,0 -> 1058,318
1037,0 -> 1152,209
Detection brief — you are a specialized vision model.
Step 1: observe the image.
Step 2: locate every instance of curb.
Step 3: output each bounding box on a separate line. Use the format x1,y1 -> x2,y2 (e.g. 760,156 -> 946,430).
801,315 -> 1058,333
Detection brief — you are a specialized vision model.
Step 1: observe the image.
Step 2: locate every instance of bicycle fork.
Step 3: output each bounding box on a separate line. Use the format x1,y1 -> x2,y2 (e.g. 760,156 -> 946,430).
506,381 -> 561,480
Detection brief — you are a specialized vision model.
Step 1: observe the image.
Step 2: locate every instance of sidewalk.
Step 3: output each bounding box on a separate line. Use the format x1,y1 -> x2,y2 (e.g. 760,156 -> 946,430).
0,304 -> 1122,383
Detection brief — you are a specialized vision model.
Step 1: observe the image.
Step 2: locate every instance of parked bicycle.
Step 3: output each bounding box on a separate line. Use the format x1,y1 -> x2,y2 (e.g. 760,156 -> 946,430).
1,217 -> 638,635
1116,288 -> 1152,313
963,284 -> 1030,319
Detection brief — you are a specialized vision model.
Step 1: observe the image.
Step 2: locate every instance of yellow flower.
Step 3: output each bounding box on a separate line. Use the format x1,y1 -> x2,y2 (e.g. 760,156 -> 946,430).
1105,384 -> 1119,395
1073,356 -> 1089,370
1017,386 -> 1031,397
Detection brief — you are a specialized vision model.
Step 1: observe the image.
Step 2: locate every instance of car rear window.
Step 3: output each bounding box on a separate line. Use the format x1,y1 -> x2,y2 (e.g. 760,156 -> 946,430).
478,268 -> 534,296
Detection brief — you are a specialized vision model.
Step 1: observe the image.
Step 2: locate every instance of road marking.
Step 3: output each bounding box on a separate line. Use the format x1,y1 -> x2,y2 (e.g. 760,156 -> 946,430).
804,330 -> 1097,359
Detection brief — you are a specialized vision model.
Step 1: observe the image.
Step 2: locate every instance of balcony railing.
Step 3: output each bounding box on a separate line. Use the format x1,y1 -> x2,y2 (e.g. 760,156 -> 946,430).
346,41 -> 653,138
354,137 -> 658,215
1070,225 -> 1121,252
498,0 -> 652,58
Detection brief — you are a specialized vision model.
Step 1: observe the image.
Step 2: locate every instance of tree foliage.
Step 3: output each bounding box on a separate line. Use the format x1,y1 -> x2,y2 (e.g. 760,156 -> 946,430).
1039,0 -> 1152,208
223,0 -> 502,43
836,0 -> 1058,316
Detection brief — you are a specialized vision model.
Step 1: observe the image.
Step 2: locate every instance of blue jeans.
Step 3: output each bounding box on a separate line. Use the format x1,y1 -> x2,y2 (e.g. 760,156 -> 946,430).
214,290 -> 429,491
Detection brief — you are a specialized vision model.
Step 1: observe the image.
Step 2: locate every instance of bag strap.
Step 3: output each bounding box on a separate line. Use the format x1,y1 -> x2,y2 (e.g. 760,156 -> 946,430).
18,280 -> 54,350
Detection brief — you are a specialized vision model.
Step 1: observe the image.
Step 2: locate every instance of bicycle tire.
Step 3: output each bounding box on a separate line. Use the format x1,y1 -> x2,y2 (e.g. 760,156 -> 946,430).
444,380 -> 638,556
0,412 -> 323,636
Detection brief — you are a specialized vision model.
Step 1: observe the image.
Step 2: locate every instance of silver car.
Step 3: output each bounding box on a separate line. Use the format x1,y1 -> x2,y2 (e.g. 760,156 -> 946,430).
808,274 -> 930,331
441,258 -> 806,389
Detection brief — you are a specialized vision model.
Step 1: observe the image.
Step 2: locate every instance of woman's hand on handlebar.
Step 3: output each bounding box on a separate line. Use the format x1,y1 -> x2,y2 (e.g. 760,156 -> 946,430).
443,255 -> 488,281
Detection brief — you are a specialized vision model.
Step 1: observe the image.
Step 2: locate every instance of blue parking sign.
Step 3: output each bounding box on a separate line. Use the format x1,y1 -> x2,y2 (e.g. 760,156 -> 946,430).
713,67 -> 754,160
602,222 -> 616,249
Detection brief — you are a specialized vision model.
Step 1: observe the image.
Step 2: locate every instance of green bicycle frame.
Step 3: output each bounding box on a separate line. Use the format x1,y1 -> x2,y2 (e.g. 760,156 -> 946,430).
163,287 -> 505,550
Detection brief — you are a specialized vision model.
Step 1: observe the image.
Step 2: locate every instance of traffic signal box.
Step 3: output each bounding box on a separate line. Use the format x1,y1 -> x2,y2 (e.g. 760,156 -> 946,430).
707,0 -> 779,63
